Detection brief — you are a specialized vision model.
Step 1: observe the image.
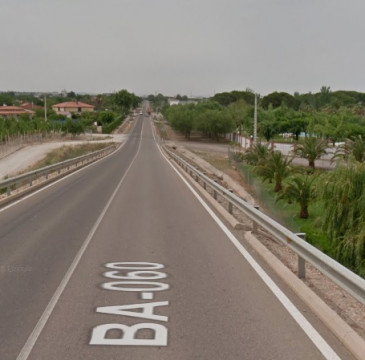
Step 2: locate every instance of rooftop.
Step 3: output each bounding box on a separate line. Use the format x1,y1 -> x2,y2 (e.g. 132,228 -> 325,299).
0,105 -> 35,116
52,101 -> 94,108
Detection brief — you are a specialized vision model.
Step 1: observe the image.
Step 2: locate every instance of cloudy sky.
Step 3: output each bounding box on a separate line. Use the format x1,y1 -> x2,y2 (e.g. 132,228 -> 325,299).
1,0 -> 365,97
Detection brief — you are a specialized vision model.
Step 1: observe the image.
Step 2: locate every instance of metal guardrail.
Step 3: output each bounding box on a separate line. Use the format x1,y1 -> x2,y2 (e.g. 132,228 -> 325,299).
0,144 -> 117,199
164,146 -> 365,306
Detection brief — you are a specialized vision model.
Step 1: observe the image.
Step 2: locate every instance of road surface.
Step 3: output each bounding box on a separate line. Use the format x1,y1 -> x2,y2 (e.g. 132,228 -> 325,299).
0,113 -> 355,359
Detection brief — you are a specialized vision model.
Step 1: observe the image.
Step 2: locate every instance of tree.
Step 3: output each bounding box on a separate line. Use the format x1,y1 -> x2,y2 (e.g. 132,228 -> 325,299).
259,120 -> 277,141
67,91 -> 76,99
212,90 -> 255,106
98,111 -> 115,125
0,93 -> 14,106
287,117 -> 308,141
261,92 -> 296,109
227,99 -> 251,135
277,174 -> 316,218
165,104 -> 194,139
317,86 -> 331,108
254,151 -> 292,192
196,108 -> 234,140
148,93 -> 168,112
243,143 -> 271,166
114,89 -> 140,110
295,137 -> 328,168
318,162 -> 365,276
333,135 -> 365,163
63,119 -> 84,135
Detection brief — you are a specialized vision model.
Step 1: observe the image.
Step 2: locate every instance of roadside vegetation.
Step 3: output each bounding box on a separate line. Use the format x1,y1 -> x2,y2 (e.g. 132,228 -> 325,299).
230,140 -> 365,277
0,89 -> 140,142
162,101 -> 236,140
26,142 -> 115,170
162,88 -> 365,143
159,87 -> 365,277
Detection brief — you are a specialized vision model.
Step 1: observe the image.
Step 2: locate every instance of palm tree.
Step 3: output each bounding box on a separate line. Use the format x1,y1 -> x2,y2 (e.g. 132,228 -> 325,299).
243,143 -> 271,166
295,137 -> 328,168
332,135 -> 365,163
277,174 -> 316,219
318,162 -> 365,276
254,151 -> 292,192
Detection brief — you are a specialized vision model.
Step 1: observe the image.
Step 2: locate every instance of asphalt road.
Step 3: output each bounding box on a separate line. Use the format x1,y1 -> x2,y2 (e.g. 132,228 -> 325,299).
0,113 -> 355,359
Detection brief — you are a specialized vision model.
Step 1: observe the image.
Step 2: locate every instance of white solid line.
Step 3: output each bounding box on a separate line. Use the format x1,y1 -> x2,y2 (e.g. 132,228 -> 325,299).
16,124 -> 143,360
158,145 -> 341,360
141,292 -> 154,300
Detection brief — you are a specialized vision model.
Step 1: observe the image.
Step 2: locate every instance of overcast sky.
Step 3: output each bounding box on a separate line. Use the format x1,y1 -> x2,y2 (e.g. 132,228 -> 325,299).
1,0 -> 365,97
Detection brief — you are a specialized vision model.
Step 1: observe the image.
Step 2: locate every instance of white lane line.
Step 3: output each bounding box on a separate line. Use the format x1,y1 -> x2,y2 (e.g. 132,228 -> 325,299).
158,146 -> 341,360
16,123 -> 144,360
141,292 -> 154,300
0,140 -> 127,213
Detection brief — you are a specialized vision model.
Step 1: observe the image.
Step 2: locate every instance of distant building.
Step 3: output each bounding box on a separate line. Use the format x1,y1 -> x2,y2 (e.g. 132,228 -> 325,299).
167,98 -> 198,106
52,101 -> 95,116
168,98 -> 180,106
60,89 -> 68,98
19,102 -> 43,111
0,105 -> 35,118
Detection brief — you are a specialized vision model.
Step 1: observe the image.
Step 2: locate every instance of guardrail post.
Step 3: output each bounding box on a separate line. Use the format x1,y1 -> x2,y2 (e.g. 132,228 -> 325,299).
228,189 -> 234,214
252,205 -> 259,233
213,180 -> 218,200
7,186 -> 11,196
202,172 -> 207,190
229,201 -> 233,214
296,233 -> 307,279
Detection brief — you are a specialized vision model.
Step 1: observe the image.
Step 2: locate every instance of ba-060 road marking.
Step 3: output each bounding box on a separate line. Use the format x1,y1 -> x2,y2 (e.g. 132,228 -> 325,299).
90,262 -> 170,347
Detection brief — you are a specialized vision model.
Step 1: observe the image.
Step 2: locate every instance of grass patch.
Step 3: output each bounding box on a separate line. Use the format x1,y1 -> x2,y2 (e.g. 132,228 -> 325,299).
236,163 -> 334,255
192,151 -> 231,171
27,142 -> 115,171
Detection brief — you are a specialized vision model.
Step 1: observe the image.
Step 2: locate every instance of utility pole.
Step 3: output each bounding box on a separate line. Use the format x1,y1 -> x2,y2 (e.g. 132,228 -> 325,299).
44,96 -> 47,121
253,93 -> 258,145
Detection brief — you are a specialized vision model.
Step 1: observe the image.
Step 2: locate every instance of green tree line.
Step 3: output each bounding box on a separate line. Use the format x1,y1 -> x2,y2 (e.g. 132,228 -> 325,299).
0,89 -> 140,139
211,86 -> 365,143
163,101 -> 236,140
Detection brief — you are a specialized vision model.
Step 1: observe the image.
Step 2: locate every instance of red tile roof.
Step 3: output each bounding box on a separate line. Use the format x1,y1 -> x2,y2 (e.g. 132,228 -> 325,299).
52,101 -> 94,109
20,102 -> 43,111
0,106 -> 35,116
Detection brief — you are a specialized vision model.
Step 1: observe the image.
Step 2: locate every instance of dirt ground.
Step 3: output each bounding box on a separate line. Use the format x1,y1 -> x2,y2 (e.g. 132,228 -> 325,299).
155,116 -> 365,341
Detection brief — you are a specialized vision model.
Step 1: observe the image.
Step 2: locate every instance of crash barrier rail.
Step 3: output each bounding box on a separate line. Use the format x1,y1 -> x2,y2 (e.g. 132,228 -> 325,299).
164,146 -> 365,306
0,144 -> 118,200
